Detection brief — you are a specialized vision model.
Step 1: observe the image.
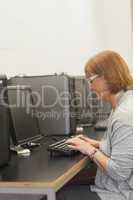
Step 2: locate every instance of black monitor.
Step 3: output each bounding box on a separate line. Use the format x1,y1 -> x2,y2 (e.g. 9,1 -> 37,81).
0,75 -> 10,166
7,86 -> 42,146
8,75 -> 76,136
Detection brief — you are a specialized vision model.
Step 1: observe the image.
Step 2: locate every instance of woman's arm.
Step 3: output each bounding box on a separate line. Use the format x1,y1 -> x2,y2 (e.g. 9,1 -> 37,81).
76,134 -> 101,148
68,122 -> 133,181
66,137 -> 109,171
90,149 -> 110,171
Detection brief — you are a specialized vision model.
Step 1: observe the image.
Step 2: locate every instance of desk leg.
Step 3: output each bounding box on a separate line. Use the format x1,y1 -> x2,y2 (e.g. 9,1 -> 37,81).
39,189 -> 56,200
44,189 -> 56,200
40,195 -> 47,200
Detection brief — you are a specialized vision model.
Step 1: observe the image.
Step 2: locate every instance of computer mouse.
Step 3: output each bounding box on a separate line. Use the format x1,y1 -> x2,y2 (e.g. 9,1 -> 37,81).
18,148 -> 31,157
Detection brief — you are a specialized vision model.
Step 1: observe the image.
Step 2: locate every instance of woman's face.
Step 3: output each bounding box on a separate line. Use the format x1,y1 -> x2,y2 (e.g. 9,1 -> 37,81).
87,74 -> 109,101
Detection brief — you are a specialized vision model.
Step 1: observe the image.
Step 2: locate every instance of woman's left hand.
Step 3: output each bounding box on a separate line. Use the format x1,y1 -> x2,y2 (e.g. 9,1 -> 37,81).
65,137 -> 96,156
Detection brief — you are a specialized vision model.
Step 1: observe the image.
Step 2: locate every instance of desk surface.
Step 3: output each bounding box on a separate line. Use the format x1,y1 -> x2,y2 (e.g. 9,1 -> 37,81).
0,128 -> 104,192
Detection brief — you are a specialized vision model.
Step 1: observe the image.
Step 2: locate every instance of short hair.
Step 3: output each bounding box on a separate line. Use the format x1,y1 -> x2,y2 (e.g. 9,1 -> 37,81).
85,50 -> 133,94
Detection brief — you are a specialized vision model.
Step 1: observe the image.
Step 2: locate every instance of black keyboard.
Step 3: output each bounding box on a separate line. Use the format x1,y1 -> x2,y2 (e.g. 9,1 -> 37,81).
47,138 -> 79,156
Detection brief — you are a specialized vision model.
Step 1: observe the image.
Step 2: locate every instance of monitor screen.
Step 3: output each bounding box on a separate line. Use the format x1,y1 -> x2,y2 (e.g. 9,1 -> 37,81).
7,86 -> 42,146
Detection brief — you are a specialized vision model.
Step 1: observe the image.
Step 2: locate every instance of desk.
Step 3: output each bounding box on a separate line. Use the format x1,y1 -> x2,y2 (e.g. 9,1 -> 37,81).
0,128 -> 104,200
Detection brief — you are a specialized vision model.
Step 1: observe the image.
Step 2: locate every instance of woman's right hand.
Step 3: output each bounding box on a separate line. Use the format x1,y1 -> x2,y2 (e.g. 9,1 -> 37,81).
76,134 -> 92,143
75,134 -> 100,148
65,137 -> 96,156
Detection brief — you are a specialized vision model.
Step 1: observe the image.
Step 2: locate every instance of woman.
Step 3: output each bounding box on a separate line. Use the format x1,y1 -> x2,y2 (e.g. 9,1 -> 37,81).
57,50 -> 133,200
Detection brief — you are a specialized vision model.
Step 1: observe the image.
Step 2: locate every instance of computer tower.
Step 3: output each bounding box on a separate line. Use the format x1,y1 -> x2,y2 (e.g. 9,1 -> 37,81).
8,74 -> 77,136
0,75 -> 10,167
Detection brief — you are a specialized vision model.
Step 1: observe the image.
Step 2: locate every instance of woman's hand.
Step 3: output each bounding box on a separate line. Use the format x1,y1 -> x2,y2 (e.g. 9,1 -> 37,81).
65,137 -> 96,156
74,134 -> 100,148
75,134 -> 93,143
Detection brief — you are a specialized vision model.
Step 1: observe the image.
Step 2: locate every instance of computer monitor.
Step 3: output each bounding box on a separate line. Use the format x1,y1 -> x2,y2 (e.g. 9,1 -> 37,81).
7,86 -> 42,146
0,76 -> 10,166
8,74 -> 76,136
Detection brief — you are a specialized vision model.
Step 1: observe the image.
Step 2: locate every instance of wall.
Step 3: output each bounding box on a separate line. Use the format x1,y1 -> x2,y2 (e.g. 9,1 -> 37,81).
0,0 -> 132,77
102,0 -> 133,72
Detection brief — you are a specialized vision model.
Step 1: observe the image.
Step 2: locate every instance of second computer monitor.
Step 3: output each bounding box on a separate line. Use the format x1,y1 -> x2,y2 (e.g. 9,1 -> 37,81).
8,86 -> 42,146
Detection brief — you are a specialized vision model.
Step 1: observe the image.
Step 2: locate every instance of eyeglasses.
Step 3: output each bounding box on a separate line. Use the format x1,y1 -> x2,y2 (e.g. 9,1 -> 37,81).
87,74 -> 99,84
